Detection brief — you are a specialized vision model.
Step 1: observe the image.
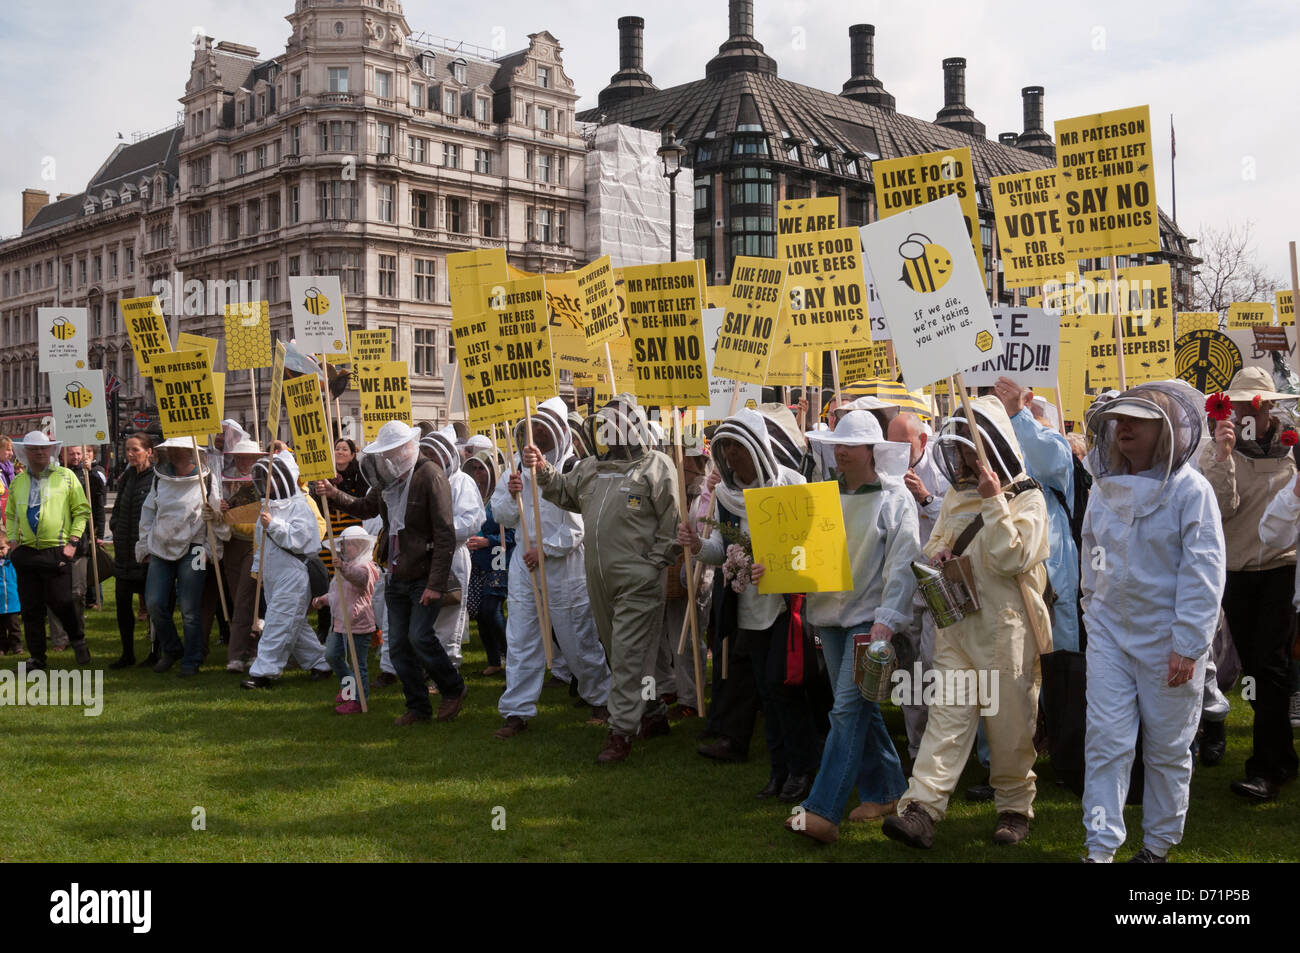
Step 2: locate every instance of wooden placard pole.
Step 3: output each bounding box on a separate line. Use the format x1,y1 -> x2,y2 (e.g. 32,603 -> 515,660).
830,350 -> 843,420
190,436 -> 229,622
249,370 -> 262,446
505,413 -> 553,668
319,356 -> 366,712
521,397 -> 554,667
672,408 -> 707,715
1110,258 -> 1128,391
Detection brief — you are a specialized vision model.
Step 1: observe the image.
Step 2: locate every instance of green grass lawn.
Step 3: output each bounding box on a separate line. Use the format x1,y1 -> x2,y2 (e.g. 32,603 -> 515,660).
1,607 -> 1296,862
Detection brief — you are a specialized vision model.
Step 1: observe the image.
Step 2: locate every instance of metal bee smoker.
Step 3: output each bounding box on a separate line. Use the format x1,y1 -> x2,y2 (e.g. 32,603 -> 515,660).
912,559 -> 980,629
854,634 -> 898,703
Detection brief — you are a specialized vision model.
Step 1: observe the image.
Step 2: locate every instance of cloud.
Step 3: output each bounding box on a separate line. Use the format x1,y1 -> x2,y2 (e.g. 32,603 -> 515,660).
1,0 -> 1295,284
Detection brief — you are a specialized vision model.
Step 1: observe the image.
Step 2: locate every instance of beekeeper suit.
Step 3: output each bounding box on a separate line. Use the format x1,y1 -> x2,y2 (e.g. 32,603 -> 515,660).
892,397 -> 1051,836
1081,382 -> 1226,862
421,426 -> 485,669
535,394 -> 680,761
246,451 -> 330,681
492,398 -> 611,729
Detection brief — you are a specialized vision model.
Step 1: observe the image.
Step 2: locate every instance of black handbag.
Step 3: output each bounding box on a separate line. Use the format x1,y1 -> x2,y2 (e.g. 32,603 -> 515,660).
292,551 -> 331,599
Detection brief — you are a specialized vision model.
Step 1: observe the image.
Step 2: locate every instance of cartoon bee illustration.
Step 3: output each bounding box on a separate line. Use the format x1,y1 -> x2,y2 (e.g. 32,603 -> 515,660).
50,316 -> 77,340
64,380 -> 93,408
302,287 -> 330,315
898,233 -> 953,293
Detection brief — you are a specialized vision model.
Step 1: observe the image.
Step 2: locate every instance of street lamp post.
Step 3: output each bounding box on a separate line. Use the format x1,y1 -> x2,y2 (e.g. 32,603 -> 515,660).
658,124 -> 688,262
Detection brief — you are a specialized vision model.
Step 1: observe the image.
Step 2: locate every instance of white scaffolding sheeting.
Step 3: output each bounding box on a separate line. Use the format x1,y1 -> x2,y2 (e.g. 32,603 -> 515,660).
584,123 -> 694,268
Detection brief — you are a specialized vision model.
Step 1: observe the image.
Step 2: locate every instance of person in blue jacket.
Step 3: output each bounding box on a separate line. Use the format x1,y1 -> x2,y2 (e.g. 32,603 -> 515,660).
993,377 -> 1080,652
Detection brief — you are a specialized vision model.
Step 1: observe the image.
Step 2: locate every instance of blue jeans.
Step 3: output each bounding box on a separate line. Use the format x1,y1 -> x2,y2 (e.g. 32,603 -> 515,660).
326,629 -> 371,690
385,576 -> 465,717
146,549 -> 207,669
803,624 -> 907,822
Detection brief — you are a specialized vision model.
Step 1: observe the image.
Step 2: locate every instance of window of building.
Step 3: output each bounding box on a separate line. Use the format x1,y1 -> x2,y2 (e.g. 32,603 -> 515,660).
443,143 -> 459,168
377,122 -> 393,154
480,202 -> 496,237
411,190 -> 432,228
446,196 -> 464,233
414,327 -> 438,376
187,211 -> 211,249
410,82 -> 424,108
524,149 -> 533,179
288,255 -> 299,277
452,61 -> 467,84
413,258 -> 436,301
238,101 -> 246,124
694,182 -> 710,212
64,261 -> 73,286
124,246 -> 134,275
443,89 -> 457,114
189,156 -> 211,187
328,67 -> 349,93
557,210 -> 567,245
317,180 -> 358,220
536,107 -> 551,131
732,135 -> 770,156
92,303 -> 102,335
235,152 -> 248,175
536,152 -> 552,183
247,198 -> 261,234
378,254 -> 396,297
409,136 -> 427,162
256,145 -> 267,169
473,148 -> 492,173
289,185 -> 300,224
226,204 -> 240,239
528,207 -> 552,242
537,66 -> 550,88
375,70 -> 392,99
292,71 -> 302,97
377,183 -> 395,223
92,255 -> 102,282
475,97 -> 490,122
313,249 -> 363,294
290,124 -> 302,156
258,92 -> 266,117
266,260 -> 280,301
319,121 -> 357,152
246,265 -> 259,288
266,194 -> 280,229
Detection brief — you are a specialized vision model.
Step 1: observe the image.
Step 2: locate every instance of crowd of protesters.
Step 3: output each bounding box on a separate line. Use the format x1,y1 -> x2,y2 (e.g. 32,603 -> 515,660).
2,365 -> 1298,862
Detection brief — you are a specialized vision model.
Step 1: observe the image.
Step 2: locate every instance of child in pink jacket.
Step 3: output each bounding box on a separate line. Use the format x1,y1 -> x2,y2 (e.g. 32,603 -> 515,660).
313,525 -> 380,714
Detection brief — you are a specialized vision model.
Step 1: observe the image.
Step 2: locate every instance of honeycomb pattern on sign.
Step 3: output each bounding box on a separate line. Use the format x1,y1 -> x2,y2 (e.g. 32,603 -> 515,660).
223,302 -> 272,371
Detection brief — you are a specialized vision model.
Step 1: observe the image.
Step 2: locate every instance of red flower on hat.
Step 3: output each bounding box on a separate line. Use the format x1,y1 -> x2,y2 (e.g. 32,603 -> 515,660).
1205,393 -> 1233,422
1252,394 -> 1263,410
1282,429 -> 1298,448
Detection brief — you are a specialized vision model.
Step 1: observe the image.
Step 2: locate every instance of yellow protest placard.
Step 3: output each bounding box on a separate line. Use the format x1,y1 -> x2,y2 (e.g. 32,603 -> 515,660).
990,169 -> 1067,288
713,257 -> 786,384
574,335 -> 636,402
1277,290 -> 1295,327
1177,312 -> 1221,336
282,373 -> 334,481
223,300 -> 272,371
267,340 -> 286,440
705,284 -> 731,311
213,372 -> 225,421
120,296 -> 171,377
1059,265 -> 1175,385
782,227 -> 869,350
177,332 -> 218,367
765,295 -> 822,387
150,349 -> 219,439
575,256 -> 622,349
777,197 -> 839,257
1054,105 -> 1160,258
1057,328 -> 1091,422
484,275 -> 557,402
452,312 -> 525,429
874,146 -> 982,269
744,481 -> 852,595
350,328 -> 392,363
356,360 -> 412,443
1227,302 -> 1276,329
838,343 -> 891,384
448,248 -> 508,317
621,260 -> 709,406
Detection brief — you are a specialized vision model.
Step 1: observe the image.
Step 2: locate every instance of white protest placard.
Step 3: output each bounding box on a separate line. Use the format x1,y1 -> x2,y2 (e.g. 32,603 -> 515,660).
37,307 -> 89,373
288,275 -> 348,356
859,194 -> 998,391
49,369 -> 108,445
863,257 -> 889,341
701,307 -> 762,422
959,308 -> 1060,389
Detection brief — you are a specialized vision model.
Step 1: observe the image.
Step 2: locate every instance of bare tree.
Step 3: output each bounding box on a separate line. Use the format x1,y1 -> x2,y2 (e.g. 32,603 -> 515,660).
1191,220 -> 1284,312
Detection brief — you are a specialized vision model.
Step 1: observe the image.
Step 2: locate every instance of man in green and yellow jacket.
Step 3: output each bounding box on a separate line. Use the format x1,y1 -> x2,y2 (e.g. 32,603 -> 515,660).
0,431 -> 92,667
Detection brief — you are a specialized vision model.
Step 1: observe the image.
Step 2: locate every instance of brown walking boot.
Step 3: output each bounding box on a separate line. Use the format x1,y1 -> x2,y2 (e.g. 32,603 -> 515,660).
881,803 -> 936,849
595,731 -> 632,764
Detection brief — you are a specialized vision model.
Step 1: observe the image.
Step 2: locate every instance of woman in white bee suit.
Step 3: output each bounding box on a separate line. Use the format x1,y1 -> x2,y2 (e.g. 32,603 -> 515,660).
419,425 -> 485,671
494,398 -> 611,738
883,397 -> 1051,850
1080,382 -> 1226,862
242,451 -> 332,687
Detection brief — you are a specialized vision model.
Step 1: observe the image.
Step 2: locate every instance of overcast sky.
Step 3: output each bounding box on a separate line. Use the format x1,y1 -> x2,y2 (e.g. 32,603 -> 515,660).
2,0 -> 1296,285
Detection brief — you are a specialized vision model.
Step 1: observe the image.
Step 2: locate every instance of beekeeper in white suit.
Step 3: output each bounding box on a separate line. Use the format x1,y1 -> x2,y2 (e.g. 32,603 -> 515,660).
494,397 -> 611,738
420,425 -> 485,670
242,450 -> 332,687
1080,381 -> 1225,863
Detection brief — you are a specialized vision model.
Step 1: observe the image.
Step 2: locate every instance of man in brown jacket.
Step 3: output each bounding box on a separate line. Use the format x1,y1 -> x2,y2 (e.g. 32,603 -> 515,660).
317,422 -> 466,725
1199,367 -> 1298,801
